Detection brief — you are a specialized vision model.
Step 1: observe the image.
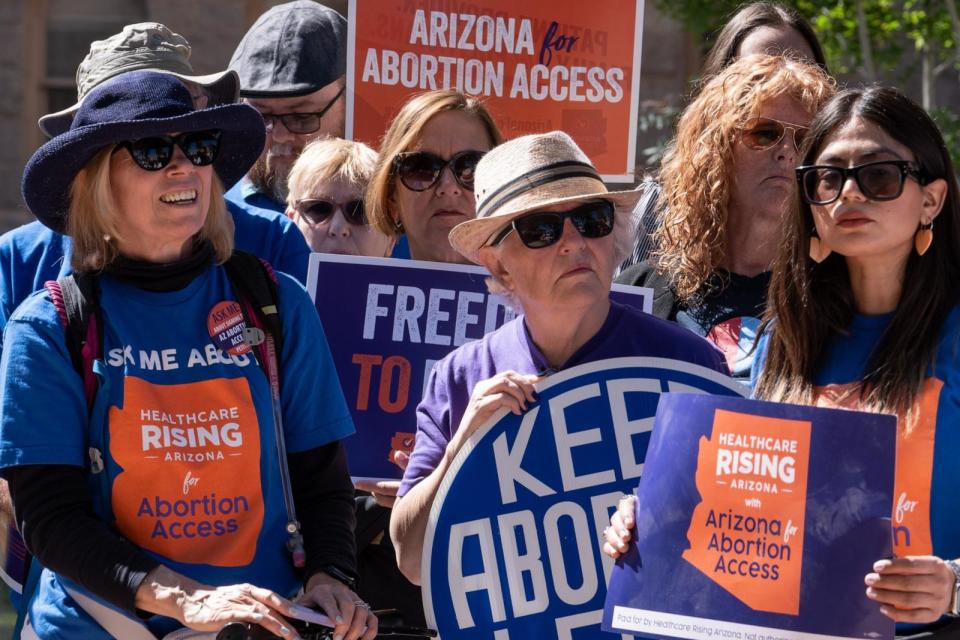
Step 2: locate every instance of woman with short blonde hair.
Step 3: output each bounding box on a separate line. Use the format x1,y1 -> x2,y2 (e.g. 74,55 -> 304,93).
285,138 -> 392,257
288,138 -> 377,198
392,131 -> 727,588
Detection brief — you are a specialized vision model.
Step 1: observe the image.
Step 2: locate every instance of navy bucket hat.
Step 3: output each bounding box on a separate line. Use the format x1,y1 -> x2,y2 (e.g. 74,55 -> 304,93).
22,70 -> 266,233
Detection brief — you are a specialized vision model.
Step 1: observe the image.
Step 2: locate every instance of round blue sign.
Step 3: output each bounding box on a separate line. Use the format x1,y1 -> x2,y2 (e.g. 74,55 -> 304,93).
423,357 -> 745,639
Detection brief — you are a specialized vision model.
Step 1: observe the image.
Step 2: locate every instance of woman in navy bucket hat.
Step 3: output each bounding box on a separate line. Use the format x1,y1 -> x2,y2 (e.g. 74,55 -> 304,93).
6,71 -> 376,639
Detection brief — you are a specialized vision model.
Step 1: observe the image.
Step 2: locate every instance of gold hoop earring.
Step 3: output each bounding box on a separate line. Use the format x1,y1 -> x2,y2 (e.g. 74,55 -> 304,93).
915,221 -> 933,256
809,232 -> 831,263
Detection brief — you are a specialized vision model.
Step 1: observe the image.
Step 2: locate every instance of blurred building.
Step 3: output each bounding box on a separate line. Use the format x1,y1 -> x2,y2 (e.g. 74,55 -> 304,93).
0,0 -> 698,231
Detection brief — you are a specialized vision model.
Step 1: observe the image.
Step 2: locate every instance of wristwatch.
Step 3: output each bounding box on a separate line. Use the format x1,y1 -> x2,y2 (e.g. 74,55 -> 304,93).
318,563 -> 358,591
946,559 -> 960,617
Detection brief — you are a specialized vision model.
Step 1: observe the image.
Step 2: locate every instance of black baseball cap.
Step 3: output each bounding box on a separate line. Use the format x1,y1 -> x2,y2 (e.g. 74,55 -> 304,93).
229,0 -> 347,98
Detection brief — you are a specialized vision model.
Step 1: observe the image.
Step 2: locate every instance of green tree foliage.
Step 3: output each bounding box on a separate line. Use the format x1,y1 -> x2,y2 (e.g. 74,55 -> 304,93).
654,0 -> 959,107
651,0 -> 960,166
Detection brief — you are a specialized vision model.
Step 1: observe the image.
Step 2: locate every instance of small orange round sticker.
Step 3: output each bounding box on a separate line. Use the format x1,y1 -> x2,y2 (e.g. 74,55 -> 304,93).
207,301 -> 252,356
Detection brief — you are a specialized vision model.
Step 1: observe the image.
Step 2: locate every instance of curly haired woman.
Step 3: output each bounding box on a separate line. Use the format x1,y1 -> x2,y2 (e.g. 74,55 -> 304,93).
617,54 -> 833,381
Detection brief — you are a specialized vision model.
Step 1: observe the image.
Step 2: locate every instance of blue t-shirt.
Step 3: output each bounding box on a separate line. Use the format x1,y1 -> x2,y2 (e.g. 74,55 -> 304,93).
0,201 -> 311,337
0,265 -> 353,637
0,221 -> 72,331
225,177 -> 285,216
398,300 -> 728,496
753,308 -> 960,564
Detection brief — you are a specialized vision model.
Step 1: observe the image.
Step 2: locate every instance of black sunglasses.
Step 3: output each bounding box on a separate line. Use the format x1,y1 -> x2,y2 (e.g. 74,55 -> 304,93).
116,130 -> 222,171
796,160 -> 929,205
296,198 -> 366,226
487,200 -> 616,249
393,150 -> 485,192
259,86 -> 345,135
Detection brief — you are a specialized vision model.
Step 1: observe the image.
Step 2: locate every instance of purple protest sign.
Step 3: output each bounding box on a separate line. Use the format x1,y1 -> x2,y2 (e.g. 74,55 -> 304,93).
603,393 -> 896,640
306,254 -> 651,480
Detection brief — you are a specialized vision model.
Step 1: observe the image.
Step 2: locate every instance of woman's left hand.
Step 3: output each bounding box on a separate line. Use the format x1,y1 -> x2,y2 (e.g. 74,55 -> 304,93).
865,556 -> 956,622
297,572 -> 377,640
354,479 -> 401,508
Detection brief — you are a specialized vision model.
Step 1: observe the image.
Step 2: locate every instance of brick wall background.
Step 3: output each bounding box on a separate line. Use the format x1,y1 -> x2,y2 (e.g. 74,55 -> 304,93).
0,0 -> 699,232
1,1 -> 954,233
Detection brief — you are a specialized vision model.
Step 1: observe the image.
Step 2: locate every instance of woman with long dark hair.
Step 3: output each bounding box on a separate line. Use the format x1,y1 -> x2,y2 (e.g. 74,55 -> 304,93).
701,2 -> 826,79
756,86 -> 960,629
608,86 -> 960,630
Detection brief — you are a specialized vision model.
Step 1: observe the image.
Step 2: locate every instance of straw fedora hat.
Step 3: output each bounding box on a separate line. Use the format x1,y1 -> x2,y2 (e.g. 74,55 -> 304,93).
448,131 -> 643,264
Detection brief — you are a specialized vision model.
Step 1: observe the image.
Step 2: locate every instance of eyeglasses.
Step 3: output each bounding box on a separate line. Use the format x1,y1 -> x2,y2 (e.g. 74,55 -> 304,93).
796,160 -> 929,205
295,198 -> 366,226
115,130 -> 222,171
259,86 -> 345,135
740,117 -> 810,152
487,200 -> 616,249
393,150 -> 485,192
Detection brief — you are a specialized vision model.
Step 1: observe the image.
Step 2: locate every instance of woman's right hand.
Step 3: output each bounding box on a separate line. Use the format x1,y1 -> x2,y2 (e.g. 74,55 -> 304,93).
178,583 -> 299,637
602,495 -> 637,559
137,567 -> 300,638
446,371 -> 539,457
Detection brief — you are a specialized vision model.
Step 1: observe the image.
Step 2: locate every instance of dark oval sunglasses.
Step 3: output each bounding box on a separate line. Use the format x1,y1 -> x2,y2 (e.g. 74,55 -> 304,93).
486,200 -> 616,249
740,117 -> 809,152
115,129 -> 222,171
295,198 -> 366,226
796,160 -> 930,205
392,150 -> 485,192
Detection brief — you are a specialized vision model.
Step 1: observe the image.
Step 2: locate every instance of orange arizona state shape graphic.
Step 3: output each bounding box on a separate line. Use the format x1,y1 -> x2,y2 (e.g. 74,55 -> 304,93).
109,375 -> 264,567
682,409 -> 811,615
603,393 -> 895,640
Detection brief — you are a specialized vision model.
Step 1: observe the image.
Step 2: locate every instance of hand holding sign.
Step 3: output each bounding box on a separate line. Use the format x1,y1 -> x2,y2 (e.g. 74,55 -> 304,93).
602,494 -> 636,558
356,445 -> 410,507
424,358 -> 743,639
866,557 -> 956,623
446,371 -> 540,457
602,392 -> 897,640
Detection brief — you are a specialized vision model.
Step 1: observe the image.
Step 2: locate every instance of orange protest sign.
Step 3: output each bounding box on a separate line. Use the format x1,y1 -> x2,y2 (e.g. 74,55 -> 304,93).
347,0 -> 644,181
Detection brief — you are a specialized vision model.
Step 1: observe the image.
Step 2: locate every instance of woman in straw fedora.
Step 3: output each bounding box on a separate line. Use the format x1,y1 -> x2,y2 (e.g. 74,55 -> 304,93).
2,71 -> 374,640
389,131 -> 729,584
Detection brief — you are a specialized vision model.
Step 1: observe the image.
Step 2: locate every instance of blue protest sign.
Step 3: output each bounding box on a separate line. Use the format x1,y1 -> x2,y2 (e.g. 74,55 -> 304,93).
603,393 -> 896,640
307,254 -> 652,480
422,357 -> 743,639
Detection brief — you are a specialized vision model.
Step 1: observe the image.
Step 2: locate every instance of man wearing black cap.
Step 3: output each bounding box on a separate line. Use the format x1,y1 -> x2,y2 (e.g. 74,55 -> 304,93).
226,0 -> 347,212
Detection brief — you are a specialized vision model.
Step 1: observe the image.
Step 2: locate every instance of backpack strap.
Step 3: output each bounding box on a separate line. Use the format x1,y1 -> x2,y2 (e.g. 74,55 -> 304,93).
222,252 -> 305,569
43,274 -> 101,409
18,276 -> 102,635
223,252 -> 284,376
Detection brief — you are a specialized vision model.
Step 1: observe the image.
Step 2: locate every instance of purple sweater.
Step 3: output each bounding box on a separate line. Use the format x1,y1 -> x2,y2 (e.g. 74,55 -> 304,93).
398,301 -> 727,496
